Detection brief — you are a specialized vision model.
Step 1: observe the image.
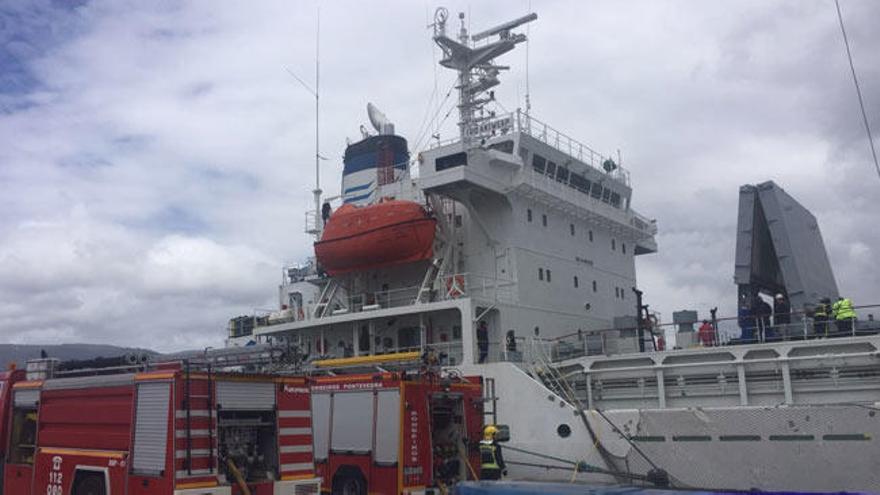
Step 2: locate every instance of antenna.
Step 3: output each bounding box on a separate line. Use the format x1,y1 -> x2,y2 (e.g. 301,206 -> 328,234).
288,7 -> 324,239
470,13 -> 537,42
313,6 -> 322,237
525,0 -> 532,115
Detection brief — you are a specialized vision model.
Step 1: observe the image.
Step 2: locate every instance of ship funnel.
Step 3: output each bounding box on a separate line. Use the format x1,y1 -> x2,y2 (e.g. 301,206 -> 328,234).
367,102 -> 395,135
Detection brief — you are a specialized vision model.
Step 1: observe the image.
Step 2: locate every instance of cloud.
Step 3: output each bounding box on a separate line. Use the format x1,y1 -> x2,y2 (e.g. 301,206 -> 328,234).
0,0 -> 878,351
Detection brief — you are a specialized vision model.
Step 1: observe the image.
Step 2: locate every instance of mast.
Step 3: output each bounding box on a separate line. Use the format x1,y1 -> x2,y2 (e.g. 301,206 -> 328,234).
432,7 -> 536,146
313,7 -> 322,239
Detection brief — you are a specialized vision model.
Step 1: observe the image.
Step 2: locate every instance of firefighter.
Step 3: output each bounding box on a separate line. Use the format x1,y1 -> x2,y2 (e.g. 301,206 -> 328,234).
832,296 -> 857,336
479,425 -> 506,480
814,298 -> 831,338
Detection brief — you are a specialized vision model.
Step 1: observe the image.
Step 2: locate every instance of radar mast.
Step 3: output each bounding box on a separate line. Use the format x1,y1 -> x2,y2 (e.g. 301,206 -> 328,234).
432,7 -> 537,146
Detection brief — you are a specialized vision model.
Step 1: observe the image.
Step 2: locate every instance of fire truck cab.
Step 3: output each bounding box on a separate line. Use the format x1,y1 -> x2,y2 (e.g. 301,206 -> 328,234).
3,361 -> 320,495
310,367 -> 484,495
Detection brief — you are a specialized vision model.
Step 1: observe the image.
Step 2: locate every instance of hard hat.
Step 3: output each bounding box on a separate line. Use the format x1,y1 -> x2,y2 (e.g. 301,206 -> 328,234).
483,425 -> 498,441
775,293 -> 784,300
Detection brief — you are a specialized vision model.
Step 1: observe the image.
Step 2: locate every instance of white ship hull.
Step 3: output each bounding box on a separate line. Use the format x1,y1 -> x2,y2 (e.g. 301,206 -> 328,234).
461,362 -> 880,492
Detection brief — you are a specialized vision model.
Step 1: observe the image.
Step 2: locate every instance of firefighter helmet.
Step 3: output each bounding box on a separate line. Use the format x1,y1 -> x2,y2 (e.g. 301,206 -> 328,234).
483,425 -> 498,441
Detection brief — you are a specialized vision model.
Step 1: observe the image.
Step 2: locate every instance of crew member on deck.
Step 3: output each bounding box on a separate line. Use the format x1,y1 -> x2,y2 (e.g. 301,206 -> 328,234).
832,296 -> 857,336
477,321 -> 489,363
773,294 -> 791,337
697,320 -> 716,347
814,297 -> 831,338
738,302 -> 756,343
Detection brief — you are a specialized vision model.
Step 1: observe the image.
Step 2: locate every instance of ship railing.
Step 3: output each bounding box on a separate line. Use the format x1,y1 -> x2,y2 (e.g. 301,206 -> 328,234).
428,110 -> 631,186
304,210 -> 320,235
541,303 -> 880,361
445,272 -> 517,304
517,110 -> 630,186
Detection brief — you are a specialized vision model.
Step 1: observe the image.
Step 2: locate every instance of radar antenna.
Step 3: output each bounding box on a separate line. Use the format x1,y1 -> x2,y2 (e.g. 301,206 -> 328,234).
432,7 -> 536,146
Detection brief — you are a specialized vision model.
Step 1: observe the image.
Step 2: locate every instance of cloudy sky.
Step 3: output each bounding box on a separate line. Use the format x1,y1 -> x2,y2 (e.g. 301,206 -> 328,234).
1,0 -> 877,351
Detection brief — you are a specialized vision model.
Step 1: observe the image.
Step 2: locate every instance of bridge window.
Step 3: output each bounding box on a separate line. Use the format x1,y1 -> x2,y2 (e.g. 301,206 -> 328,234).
589,230 -> 593,242
610,191 -> 622,208
546,161 -> 557,178
488,140 -> 514,153
612,239 -> 616,251
556,166 -> 569,184
573,276 -> 579,288
622,243 -> 627,254
546,270 -> 552,282
602,187 -> 612,203
538,268 -> 544,281
532,154 -> 546,174
569,172 -> 589,193
570,223 -> 575,236
527,209 -> 532,222
436,151 -> 467,171
592,280 -> 597,292
542,214 -> 547,227
591,183 -> 602,199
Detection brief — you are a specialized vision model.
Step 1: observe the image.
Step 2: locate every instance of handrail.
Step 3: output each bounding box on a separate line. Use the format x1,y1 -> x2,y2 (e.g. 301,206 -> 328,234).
550,303 -> 880,343
428,109 -> 631,186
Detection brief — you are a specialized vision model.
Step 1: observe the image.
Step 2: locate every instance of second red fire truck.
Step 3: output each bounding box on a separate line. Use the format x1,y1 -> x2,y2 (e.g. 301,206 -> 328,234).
309,353 -> 486,495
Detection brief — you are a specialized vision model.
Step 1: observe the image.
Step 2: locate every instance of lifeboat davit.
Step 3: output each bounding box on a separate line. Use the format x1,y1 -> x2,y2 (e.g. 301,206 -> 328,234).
315,199 -> 436,276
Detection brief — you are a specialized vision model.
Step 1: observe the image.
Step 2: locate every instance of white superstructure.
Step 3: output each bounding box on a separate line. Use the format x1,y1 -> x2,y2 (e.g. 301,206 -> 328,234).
226,9 -> 880,492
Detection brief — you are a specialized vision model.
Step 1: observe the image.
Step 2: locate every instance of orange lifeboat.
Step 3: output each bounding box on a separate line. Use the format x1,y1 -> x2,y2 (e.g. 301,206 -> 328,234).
315,199 -> 437,276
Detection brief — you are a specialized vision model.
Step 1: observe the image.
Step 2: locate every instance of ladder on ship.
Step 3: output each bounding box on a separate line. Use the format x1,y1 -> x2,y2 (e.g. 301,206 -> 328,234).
314,278 -> 340,318
414,193 -> 456,304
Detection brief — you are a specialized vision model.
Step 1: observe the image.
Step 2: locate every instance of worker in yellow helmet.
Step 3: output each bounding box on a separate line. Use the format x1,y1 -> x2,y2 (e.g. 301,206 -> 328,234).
479,425 -> 506,480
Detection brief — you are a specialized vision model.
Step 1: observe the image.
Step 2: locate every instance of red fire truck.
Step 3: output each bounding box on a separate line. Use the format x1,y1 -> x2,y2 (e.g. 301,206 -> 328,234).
309,361 -> 484,495
2,358 -> 320,495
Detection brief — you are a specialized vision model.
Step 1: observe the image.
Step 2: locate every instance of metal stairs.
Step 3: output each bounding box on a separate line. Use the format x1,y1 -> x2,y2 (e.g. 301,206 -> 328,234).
314,278 -> 341,318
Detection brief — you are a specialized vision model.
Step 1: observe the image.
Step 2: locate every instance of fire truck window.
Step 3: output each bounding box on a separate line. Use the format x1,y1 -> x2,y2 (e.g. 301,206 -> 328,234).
374,390 -> 400,465
10,408 -> 37,464
311,393 -> 331,461
331,392 -> 374,454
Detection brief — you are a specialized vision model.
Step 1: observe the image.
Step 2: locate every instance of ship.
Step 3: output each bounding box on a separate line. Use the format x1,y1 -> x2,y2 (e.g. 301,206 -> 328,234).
226,8 -> 880,493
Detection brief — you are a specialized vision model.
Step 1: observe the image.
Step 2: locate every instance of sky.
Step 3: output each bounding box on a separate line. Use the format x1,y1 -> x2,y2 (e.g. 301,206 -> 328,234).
0,0 -> 878,352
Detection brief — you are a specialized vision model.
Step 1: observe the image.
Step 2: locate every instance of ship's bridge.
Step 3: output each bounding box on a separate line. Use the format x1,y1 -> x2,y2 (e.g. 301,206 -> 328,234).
419,110 -> 657,254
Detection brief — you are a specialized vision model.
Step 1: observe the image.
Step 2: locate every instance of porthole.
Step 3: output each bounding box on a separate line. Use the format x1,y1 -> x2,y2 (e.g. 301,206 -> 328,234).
557,424 -> 572,438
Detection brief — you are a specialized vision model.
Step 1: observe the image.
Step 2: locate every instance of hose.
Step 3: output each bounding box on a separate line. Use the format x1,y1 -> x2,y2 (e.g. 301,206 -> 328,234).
226,458 -> 252,495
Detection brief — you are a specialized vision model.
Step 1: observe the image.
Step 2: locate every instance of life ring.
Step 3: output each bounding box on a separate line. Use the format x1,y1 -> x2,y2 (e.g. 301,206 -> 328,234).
446,275 -> 465,298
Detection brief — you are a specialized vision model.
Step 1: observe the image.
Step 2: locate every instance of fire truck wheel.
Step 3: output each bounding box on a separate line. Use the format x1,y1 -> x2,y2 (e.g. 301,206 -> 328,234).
331,469 -> 367,495
72,472 -> 106,495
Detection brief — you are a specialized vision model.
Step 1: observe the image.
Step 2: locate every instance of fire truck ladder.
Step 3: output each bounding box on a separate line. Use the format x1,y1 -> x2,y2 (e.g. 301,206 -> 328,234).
183,360 -> 215,475
483,377 -> 498,426
184,360 -> 193,474
206,363 -> 215,472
